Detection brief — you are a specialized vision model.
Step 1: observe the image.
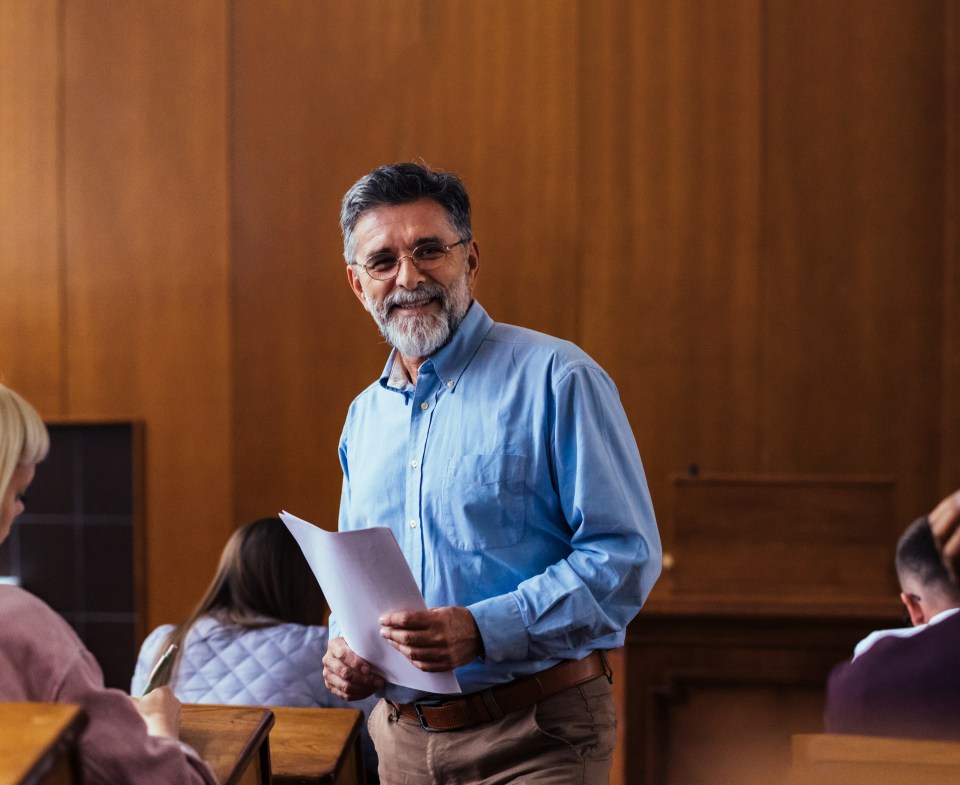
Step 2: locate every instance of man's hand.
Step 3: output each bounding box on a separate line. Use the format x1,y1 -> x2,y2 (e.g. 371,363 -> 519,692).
930,488 -> 960,583
379,606 -> 482,672
323,636 -> 385,700
132,685 -> 181,738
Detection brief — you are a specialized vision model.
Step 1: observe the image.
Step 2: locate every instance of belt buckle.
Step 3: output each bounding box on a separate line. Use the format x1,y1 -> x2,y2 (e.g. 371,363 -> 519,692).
413,703 -> 440,732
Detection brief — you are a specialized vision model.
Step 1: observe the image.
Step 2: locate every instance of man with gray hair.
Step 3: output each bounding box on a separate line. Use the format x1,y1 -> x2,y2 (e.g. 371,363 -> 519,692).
322,162 -> 661,784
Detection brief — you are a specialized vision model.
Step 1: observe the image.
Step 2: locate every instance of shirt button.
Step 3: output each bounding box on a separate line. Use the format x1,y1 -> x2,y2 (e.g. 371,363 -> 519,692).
410,459 -> 419,469
446,380 -> 454,388
420,401 -> 429,410
409,519 -> 418,528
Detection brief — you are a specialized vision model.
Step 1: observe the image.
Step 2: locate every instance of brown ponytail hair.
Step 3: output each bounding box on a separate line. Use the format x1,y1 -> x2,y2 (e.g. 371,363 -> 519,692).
150,517 -> 326,686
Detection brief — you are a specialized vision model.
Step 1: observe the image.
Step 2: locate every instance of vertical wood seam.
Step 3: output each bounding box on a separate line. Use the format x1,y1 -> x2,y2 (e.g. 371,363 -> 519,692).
942,0 -> 960,495
57,0 -> 68,417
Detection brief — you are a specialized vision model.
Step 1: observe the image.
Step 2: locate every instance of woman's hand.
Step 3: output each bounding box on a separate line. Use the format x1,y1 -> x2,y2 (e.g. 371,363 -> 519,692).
132,685 -> 181,738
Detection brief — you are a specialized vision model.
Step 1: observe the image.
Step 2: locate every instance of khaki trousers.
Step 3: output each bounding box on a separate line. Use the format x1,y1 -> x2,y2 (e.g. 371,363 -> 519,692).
368,674 -> 616,785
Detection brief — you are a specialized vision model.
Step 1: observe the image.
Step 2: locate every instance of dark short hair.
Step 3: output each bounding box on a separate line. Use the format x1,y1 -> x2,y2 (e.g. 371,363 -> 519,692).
896,515 -> 953,589
339,162 -> 472,261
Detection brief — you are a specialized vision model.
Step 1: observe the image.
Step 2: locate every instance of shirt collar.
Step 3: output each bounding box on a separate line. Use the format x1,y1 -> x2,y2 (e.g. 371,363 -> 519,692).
928,607 -> 960,626
384,354 -> 414,391
377,300 -> 494,393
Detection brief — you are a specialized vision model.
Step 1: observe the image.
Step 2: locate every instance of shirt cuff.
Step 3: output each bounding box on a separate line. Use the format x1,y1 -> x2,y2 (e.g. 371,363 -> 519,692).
468,593 -> 528,663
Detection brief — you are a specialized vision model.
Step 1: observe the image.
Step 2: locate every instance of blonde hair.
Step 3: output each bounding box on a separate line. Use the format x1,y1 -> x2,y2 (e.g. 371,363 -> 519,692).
0,383 -> 50,501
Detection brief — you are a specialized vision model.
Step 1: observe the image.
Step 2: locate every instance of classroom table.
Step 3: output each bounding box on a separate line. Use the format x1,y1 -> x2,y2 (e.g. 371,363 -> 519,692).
0,702 -> 86,785
180,704 -> 275,785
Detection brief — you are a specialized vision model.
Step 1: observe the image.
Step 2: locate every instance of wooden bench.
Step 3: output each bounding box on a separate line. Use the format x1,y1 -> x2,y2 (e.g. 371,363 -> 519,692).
791,733 -> 960,785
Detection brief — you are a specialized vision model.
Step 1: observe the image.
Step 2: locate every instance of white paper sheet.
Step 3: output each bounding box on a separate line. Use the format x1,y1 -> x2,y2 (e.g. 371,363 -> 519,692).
279,511 -> 461,694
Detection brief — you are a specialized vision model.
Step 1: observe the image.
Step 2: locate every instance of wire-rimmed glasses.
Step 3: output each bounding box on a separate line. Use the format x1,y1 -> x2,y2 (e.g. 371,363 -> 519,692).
352,238 -> 469,281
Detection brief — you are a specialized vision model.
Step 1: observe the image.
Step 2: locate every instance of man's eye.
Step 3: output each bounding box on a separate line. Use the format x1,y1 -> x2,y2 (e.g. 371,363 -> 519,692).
366,256 -> 397,272
413,243 -> 445,261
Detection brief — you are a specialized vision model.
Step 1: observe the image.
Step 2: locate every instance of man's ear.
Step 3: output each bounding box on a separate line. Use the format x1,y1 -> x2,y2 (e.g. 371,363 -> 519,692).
901,592 -> 927,626
346,265 -> 369,310
465,240 -> 481,290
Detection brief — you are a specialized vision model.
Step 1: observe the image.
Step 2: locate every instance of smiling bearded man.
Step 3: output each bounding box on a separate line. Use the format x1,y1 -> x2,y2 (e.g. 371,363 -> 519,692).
323,161 -> 662,785
363,268 -> 473,359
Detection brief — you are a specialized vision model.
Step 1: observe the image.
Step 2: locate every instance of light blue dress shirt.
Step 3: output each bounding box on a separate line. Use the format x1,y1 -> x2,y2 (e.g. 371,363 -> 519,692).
332,301 -> 661,703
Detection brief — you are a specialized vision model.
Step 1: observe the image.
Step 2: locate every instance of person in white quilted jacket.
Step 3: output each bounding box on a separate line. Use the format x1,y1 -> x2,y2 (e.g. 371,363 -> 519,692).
131,516 -> 379,780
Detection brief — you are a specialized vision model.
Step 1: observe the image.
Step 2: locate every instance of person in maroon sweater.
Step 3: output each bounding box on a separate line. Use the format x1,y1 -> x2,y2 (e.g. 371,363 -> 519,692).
824,491 -> 960,740
0,382 -> 217,785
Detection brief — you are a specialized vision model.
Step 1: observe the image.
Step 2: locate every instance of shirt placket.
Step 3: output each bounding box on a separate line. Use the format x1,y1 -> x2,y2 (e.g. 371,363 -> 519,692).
404,364 -> 442,587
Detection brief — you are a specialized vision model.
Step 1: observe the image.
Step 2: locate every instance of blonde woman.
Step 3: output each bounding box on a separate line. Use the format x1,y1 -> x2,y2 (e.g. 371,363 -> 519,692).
0,382 -> 217,785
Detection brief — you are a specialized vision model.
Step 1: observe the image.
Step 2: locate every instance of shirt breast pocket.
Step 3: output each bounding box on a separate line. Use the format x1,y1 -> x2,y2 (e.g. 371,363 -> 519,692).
441,454 -> 526,550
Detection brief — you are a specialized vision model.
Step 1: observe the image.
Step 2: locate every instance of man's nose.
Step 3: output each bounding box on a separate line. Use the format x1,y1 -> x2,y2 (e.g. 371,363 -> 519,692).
394,256 -> 426,288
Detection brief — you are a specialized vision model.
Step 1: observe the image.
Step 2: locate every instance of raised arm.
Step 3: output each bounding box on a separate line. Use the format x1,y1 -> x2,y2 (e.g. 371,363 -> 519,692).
930,488 -> 960,582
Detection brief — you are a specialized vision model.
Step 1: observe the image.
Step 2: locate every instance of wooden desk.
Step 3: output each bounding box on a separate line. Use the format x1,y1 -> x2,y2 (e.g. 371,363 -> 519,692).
791,733 -> 960,785
265,706 -> 365,785
180,705 -> 274,785
0,702 -> 86,785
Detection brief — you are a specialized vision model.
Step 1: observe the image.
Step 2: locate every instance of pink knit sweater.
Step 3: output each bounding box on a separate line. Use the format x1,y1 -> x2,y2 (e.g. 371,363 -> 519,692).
0,586 -> 217,785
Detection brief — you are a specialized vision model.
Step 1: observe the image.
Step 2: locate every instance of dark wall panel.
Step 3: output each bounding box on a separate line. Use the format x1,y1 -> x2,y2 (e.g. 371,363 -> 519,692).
0,424 -> 141,690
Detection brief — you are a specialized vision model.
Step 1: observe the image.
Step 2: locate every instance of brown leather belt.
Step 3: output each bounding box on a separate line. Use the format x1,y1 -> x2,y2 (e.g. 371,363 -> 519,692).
391,650 -> 612,732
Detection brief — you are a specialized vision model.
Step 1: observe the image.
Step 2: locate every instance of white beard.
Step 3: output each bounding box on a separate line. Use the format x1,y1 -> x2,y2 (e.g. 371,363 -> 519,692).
365,267 -> 472,359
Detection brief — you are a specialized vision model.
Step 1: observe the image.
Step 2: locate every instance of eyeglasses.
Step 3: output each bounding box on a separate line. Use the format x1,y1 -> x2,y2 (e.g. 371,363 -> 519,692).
352,238 -> 469,281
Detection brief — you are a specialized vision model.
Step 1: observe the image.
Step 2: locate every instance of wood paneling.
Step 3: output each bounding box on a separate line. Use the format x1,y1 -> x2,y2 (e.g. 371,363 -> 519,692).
667,474 -> 896,602
230,0 -> 581,526
762,1 -> 946,526
943,0 -> 960,494
0,1 -> 63,414
626,605 -> 902,785
0,4 -> 957,781
62,1 -> 232,625
578,0 -> 764,524
0,0 -> 950,627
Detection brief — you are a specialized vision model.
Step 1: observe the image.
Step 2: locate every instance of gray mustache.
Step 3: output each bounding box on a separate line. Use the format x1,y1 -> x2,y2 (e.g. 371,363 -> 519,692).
386,286 -> 446,309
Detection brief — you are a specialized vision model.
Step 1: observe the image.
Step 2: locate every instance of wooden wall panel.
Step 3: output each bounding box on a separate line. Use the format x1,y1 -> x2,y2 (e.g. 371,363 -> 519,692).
579,0 -> 763,530
762,1 -> 947,526
0,2 -> 63,415
668,475 -> 896,603
231,0 -> 580,527
943,0 -> 960,494
62,1 -> 232,627
0,8 -> 956,776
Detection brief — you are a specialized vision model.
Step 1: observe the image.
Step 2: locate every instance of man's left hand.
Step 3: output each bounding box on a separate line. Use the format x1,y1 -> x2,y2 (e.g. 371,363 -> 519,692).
379,606 -> 482,671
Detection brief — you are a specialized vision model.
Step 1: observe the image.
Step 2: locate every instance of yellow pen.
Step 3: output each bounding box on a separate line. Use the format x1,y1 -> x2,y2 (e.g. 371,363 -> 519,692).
140,643 -> 178,696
